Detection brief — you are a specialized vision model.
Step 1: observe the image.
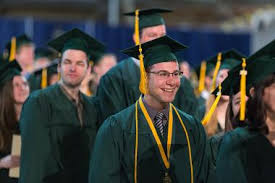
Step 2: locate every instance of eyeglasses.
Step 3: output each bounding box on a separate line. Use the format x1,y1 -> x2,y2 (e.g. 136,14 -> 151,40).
147,70 -> 183,79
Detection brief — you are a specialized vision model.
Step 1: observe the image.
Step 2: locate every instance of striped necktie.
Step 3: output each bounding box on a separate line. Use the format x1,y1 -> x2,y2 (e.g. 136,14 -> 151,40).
154,112 -> 165,136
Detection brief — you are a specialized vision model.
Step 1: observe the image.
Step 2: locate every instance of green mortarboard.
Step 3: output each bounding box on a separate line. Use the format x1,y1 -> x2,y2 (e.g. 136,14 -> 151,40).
35,47 -> 57,61
0,60 -> 22,86
212,56 -> 275,96
90,49 -> 106,66
48,28 -> 105,59
207,49 -> 246,71
123,8 -> 172,30
122,35 -> 187,68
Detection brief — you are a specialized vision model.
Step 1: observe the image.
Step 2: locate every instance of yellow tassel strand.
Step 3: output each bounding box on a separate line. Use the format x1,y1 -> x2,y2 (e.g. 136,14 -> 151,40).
198,60 -> 207,94
135,9 -> 148,94
202,84 -> 222,125
9,37 -> 16,62
41,68 -> 48,89
211,52 -> 222,92
240,58 -> 247,121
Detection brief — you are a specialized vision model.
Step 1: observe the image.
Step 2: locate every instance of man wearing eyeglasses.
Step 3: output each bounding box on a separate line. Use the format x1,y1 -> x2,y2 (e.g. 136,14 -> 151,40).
89,36 -> 210,183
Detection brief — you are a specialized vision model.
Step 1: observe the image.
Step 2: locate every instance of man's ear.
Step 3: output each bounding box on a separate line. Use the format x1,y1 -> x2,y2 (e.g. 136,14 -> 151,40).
249,87 -> 255,97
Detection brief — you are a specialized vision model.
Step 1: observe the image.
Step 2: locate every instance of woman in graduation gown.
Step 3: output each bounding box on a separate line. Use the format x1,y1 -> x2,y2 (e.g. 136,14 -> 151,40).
0,60 -> 30,183
216,56 -> 275,183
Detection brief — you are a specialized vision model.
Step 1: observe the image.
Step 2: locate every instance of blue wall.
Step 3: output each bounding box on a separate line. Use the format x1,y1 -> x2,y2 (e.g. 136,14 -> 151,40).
0,17 -> 251,67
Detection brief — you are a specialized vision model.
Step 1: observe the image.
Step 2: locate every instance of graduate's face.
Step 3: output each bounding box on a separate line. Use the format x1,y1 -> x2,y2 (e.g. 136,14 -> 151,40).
59,49 -> 88,88
146,61 -> 180,109
231,92 -> 248,117
13,75 -> 30,104
263,83 -> 275,115
139,24 -> 166,44
16,44 -> 35,68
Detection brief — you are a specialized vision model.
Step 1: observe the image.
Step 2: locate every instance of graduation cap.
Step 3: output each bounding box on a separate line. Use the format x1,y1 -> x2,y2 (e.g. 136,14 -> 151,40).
0,60 -> 22,87
206,49 -> 246,92
122,35 -> 187,68
89,49 -> 106,67
124,8 -> 172,30
35,47 -> 57,61
122,35 -> 187,94
48,28 -> 105,60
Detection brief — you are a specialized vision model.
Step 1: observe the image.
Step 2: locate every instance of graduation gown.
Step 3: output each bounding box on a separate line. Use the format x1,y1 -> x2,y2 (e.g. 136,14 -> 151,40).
95,57 -> 200,123
89,103 -> 210,183
216,127 -> 275,183
19,84 -> 99,183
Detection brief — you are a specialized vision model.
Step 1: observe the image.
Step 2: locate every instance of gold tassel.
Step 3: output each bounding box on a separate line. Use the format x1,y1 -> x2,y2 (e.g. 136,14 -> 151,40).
211,52 -> 222,92
135,9 -> 148,94
202,84 -> 222,125
198,60 -> 206,94
41,68 -> 48,89
9,37 -> 16,62
239,58 -> 247,121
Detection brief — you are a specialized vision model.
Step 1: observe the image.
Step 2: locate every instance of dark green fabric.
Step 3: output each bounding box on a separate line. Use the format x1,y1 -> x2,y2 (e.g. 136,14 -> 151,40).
208,133 -> 224,168
95,57 -> 201,124
89,104 -> 210,183
123,8 -> 171,30
19,84 -> 99,183
122,36 -> 187,68
216,127 -> 275,183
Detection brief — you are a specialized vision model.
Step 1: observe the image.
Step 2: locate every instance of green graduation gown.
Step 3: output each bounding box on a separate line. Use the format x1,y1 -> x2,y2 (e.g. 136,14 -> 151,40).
19,84 -> 99,183
89,103 -> 210,183
95,58 -> 200,123
216,127 -> 275,183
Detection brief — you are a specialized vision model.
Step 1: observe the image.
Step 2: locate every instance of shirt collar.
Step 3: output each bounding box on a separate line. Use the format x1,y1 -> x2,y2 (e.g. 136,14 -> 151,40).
142,97 -> 169,121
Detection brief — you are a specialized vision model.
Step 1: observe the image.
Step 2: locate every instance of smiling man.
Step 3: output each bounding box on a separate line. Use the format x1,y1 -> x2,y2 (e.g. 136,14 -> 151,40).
19,28 -> 104,183
89,36 -> 209,183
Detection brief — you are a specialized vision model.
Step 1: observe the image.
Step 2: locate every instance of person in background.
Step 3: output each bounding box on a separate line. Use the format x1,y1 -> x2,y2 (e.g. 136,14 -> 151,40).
96,8 -> 200,124
0,60 -> 30,183
28,61 -> 59,92
179,61 -> 191,79
19,28 -> 104,183
3,35 -> 35,78
203,49 -> 246,137
80,53 -> 117,96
